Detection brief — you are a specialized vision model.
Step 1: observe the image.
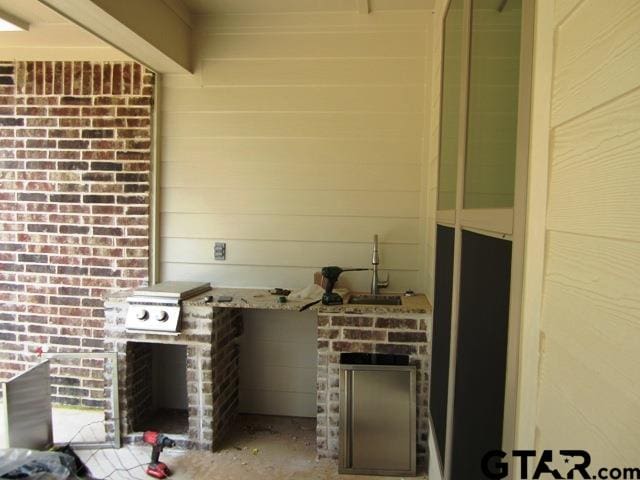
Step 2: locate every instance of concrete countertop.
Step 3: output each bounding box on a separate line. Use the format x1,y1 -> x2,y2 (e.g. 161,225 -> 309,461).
105,287 -> 432,316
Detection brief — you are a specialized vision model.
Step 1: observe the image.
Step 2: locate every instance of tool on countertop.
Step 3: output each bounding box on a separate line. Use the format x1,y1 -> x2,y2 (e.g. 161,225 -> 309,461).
142,431 -> 176,479
269,288 -> 291,296
299,299 -> 321,311
288,284 -> 324,311
321,266 -> 369,305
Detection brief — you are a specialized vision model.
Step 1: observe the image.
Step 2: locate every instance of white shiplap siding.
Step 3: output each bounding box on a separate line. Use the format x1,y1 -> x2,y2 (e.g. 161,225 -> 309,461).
159,9 -> 434,292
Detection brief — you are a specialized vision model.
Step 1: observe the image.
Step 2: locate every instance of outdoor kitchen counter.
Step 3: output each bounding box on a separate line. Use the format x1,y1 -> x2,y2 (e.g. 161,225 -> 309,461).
102,286 -> 432,460
180,287 -> 432,315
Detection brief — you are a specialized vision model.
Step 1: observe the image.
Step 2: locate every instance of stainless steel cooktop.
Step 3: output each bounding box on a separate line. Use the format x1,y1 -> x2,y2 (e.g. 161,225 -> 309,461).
125,281 -> 211,334
131,281 -> 211,300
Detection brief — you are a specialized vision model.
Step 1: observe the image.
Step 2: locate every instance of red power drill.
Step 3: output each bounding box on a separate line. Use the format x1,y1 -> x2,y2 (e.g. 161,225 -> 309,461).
142,431 -> 176,479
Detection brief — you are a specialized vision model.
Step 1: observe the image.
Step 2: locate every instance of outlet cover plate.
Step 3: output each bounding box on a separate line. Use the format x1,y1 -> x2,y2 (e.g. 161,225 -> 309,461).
214,242 -> 226,260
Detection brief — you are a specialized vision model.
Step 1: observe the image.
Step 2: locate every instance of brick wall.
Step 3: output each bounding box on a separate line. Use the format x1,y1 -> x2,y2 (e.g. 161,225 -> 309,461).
211,306 -> 242,443
126,342 -> 153,429
0,61 -> 154,407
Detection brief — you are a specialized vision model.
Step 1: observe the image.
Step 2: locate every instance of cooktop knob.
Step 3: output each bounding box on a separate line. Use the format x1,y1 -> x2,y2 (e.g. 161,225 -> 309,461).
136,309 -> 148,320
155,310 -> 169,322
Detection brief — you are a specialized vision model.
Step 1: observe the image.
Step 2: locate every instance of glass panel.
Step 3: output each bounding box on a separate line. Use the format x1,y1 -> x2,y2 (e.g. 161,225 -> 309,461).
437,0 -> 465,211
464,0 -> 521,209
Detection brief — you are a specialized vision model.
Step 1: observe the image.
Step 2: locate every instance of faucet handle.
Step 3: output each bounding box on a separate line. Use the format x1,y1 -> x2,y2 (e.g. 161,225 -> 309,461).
377,273 -> 390,289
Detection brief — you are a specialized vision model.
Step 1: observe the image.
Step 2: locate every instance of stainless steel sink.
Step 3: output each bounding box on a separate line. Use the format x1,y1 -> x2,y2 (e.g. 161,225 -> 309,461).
347,294 -> 402,306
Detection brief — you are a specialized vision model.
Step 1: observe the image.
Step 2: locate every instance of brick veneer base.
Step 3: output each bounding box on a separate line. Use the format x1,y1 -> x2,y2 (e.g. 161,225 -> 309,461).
103,299 -> 242,449
316,314 -> 431,465
104,295 -> 430,461
0,61 -> 154,407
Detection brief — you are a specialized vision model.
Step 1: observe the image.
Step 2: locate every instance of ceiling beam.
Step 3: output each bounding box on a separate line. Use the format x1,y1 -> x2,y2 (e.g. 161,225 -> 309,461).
162,0 -> 194,28
0,8 -> 30,31
40,0 -> 193,74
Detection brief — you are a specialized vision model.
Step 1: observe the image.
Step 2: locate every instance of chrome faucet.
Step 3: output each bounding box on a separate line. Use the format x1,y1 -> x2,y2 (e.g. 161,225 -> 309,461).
370,234 -> 389,295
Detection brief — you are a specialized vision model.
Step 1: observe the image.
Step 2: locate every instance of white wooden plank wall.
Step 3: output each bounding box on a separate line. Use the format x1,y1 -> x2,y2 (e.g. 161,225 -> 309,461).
536,0 -> 640,465
159,9 -> 434,291
238,310 -> 317,417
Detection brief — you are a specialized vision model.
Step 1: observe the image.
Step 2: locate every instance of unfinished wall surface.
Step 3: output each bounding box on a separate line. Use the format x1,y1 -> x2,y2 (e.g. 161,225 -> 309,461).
0,61 -> 153,406
159,9 -> 434,293
533,0 -> 640,466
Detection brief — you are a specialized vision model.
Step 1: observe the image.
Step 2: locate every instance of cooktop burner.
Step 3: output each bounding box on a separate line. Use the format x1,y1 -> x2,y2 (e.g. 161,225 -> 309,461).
125,281 -> 211,334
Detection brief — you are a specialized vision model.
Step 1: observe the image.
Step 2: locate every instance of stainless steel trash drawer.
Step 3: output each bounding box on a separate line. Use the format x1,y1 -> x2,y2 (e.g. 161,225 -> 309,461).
339,364 -> 416,476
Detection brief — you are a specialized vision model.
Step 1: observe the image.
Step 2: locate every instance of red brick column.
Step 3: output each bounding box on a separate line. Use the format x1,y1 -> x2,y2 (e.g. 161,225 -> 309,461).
0,61 -> 154,407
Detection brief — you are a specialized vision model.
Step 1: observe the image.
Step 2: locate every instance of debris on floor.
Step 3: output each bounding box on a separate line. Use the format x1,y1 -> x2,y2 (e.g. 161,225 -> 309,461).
0,448 -> 84,480
243,423 -> 278,435
3,409 -> 426,479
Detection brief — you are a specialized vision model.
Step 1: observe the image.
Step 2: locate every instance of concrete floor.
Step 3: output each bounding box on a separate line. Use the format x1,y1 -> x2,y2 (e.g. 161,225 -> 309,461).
53,406 -> 106,444
1,407 -> 426,479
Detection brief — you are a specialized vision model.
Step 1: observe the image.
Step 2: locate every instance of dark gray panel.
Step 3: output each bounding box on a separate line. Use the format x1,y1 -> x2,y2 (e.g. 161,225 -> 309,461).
451,230 -> 511,480
430,225 -> 455,465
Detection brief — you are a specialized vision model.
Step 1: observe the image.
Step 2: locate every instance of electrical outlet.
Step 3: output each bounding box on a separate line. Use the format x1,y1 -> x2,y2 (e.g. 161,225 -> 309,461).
214,242 -> 226,260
